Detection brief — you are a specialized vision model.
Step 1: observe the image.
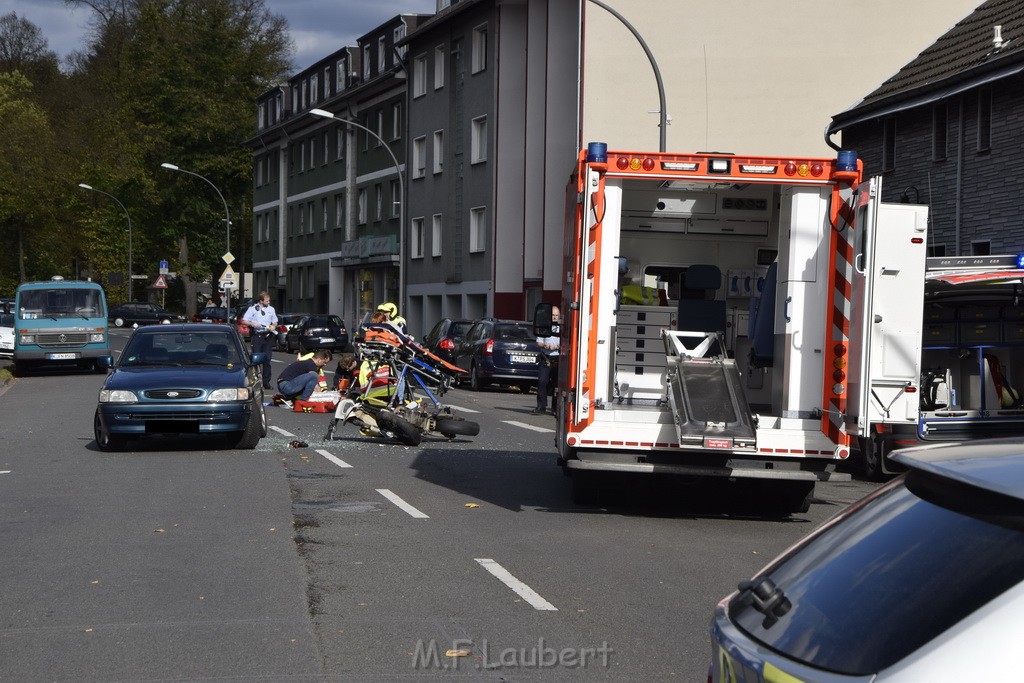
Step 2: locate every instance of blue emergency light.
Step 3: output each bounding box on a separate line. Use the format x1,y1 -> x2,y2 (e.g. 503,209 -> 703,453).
836,150 -> 858,172
587,142 -> 607,163
1016,254 -> 1024,269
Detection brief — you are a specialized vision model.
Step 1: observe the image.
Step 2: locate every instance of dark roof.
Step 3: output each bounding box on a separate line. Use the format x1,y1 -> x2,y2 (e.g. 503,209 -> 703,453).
830,0 -> 1024,133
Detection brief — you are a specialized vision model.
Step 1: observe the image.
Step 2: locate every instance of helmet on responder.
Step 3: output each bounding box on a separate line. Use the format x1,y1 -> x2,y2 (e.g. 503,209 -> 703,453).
377,302 -> 398,317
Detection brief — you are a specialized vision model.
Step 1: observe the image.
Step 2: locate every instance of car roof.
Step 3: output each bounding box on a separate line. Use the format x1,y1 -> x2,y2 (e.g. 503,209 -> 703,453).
132,323 -> 233,334
892,438 -> 1024,502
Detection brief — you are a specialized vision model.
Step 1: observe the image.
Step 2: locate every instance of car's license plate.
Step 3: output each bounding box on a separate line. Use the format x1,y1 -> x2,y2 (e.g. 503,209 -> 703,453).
510,354 -> 535,363
320,337 -> 335,343
201,318 -> 213,322
48,352 -> 77,360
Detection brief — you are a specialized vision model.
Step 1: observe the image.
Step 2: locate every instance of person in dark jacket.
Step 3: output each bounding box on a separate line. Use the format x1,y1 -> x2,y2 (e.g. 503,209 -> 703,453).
277,349 -> 332,401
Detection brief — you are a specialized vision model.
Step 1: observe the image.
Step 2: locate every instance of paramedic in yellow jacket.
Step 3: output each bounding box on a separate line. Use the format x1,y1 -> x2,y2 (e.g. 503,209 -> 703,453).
376,302 -> 407,334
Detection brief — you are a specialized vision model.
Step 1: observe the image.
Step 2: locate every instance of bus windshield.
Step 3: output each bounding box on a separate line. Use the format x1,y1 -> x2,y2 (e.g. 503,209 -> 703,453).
18,288 -> 107,320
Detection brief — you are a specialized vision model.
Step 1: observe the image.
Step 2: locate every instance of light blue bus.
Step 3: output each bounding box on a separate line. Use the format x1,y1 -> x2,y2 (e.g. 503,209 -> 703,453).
14,277 -> 110,374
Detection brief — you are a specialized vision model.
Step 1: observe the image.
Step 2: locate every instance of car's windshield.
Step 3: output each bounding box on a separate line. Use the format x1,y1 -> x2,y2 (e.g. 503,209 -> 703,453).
18,288 -> 105,319
121,331 -> 241,366
730,472 -> 1024,674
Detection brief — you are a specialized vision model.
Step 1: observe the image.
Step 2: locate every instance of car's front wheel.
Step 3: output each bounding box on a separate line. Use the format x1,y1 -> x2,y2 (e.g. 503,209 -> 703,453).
232,399 -> 264,449
94,410 -> 126,452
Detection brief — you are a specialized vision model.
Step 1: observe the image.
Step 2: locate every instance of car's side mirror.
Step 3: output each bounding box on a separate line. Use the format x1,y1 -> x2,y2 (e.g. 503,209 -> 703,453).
251,352 -> 267,365
97,355 -> 113,370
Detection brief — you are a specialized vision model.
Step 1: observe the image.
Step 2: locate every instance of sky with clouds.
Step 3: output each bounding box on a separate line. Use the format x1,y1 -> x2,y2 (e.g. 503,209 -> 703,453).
2,0 -> 438,71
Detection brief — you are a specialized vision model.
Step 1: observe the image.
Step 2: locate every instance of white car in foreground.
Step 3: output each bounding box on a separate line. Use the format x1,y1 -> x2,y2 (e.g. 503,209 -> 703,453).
0,312 -> 13,358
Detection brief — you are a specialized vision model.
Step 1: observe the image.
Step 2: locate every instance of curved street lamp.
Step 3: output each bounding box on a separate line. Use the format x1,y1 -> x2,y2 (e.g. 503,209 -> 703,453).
309,108 -> 405,315
78,183 -> 134,301
160,162 -> 233,305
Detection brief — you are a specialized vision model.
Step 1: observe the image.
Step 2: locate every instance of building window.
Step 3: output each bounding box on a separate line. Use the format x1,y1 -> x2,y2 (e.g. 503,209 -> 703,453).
412,136 -> 426,179
336,126 -> 345,162
472,24 -> 487,73
308,138 -> 315,168
412,54 -> 427,97
298,203 -> 305,232
432,214 -> 442,257
322,132 -> 329,166
433,129 -> 444,174
291,87 -> 299,113
394,25 -> 406,59
434,45 -> 445,89
300,141 -> 306,172
390,179 -> 400,217
310,73 -> 318,102
357,189 -> 367,224
978,87 -> 992,152
362,114 -> 370,151
363,45 -> 371,79
376,109 -> 384,147
411,217 -> 424,259
932,104 -> 947,161
971,240 -> 991,256
375,184 -> 383,221
336,59 -> 346,91
334,193 -> 344,228
255,156 -> 264,186
323,67 -> 331,96
321,198 -> 328,231
378,36 -> 386,71
307,200 -> 315,233
391,103 -> 402,141
471,116 -> 487,164
470,206 -> 486,252
301,79 -> 308,108
882,116 -> 895,172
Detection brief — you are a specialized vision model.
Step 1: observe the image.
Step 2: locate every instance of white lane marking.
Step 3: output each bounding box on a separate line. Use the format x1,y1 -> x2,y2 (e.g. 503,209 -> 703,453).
270,425 -> 296,437
316,449 -> 352,469
445,403 -> 480,414
376,488 -> 429,519
0,470 -> 10,474
271,358 -> 285,363
503,420 -> 555,433
474,559 -> 558,611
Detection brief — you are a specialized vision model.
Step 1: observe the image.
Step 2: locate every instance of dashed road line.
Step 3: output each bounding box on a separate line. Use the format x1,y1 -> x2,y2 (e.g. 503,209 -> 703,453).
0,470 -> 10,474
376,488 -> 429,519
446,403 -> 480,414
474,559 -> 558,611
316,449 -> 352,469
503,420 -> 555,433
270,425 -> 296,437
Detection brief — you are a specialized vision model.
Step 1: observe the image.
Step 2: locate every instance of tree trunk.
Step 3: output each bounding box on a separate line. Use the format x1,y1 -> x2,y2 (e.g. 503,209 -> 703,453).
178,233 -> 198,318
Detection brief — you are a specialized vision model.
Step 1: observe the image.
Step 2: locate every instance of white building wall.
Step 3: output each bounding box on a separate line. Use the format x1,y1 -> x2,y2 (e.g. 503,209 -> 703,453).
581,0 -> 978,157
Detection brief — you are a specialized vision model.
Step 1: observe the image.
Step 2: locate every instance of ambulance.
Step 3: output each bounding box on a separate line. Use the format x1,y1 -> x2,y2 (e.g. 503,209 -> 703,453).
539,143 -> 929,510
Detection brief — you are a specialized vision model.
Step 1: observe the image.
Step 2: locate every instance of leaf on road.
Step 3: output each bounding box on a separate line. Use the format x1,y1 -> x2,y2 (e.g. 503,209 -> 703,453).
446,649 -> 472,657
464,503 -> 480,508
154,528 -> 165,533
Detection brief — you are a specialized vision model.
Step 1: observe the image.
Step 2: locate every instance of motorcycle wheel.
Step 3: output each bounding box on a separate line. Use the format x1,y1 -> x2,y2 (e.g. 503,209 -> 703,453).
376,410 -> 422,446
435,417 -> 480,438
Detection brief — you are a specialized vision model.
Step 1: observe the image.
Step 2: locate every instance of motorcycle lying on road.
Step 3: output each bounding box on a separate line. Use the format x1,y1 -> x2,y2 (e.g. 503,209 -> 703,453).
324,325 -> 480,446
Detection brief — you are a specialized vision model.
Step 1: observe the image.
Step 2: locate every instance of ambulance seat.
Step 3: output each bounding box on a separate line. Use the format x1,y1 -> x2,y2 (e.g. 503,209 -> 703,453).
749,261 -> 778,368
677,264 -> 726,336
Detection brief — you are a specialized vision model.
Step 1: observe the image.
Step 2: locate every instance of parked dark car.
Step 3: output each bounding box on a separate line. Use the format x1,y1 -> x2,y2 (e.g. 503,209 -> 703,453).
191,306 -> 230,324
108,302 -> 187,328
275,313 -> 305,351
93,323 -> 268,451
284,314 -> 349,353
710,438 -> 1024,682
423,317 -> 477,364
454,318 -> 542,391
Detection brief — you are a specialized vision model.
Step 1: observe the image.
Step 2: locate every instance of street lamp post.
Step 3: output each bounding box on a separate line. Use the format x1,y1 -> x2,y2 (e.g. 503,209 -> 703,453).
309,108 -> 405,317
160,162 -> 232,306
78,183 -> 134,301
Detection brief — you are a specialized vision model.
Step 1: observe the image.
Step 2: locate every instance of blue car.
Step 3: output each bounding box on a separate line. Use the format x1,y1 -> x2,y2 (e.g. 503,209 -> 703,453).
454,318 -> 543,392
93,324 -> 268,451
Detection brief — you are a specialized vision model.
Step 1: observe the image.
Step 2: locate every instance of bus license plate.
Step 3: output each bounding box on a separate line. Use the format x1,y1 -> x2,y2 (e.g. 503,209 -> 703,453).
48,353 -> 77,360
510,354 -> 535,364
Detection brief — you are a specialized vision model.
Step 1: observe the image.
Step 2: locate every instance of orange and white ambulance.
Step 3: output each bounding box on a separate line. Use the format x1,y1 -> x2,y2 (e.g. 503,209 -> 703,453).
543,143 -> 929,510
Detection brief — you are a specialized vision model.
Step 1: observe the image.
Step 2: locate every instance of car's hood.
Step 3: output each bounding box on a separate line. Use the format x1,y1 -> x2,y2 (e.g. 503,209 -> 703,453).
105,365 -> 248,390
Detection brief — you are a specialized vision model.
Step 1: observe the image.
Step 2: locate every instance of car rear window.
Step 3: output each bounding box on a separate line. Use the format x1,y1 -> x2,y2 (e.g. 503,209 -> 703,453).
729,471 -> 1024,674
495,324 -> 532,340
450,321 -> 474,337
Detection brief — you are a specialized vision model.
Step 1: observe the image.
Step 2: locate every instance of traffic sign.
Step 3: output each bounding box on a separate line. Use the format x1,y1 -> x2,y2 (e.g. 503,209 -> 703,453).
222,252 -> 235,265
159,260 -> 169,274
219,263 -> 236,285
152,274 -> 168,289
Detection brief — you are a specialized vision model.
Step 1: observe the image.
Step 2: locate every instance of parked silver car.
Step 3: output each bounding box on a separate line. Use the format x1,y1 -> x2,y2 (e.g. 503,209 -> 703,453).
709,438 -> 1024,681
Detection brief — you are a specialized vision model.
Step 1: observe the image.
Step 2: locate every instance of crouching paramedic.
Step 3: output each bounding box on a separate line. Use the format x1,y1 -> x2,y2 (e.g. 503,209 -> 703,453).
277,349 -> 332,401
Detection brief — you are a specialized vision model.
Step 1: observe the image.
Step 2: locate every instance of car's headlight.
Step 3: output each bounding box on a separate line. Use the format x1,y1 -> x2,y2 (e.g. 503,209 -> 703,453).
208,388 -> 250,402
99,389 -> 138,403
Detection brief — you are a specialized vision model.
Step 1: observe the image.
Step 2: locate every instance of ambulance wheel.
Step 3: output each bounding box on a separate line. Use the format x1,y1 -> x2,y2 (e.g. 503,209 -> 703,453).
859,436 -> 889,482
435,417 -> 480,438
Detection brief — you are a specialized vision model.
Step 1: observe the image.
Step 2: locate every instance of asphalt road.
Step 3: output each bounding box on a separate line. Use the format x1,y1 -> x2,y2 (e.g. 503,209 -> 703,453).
0,331 -> 881,681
